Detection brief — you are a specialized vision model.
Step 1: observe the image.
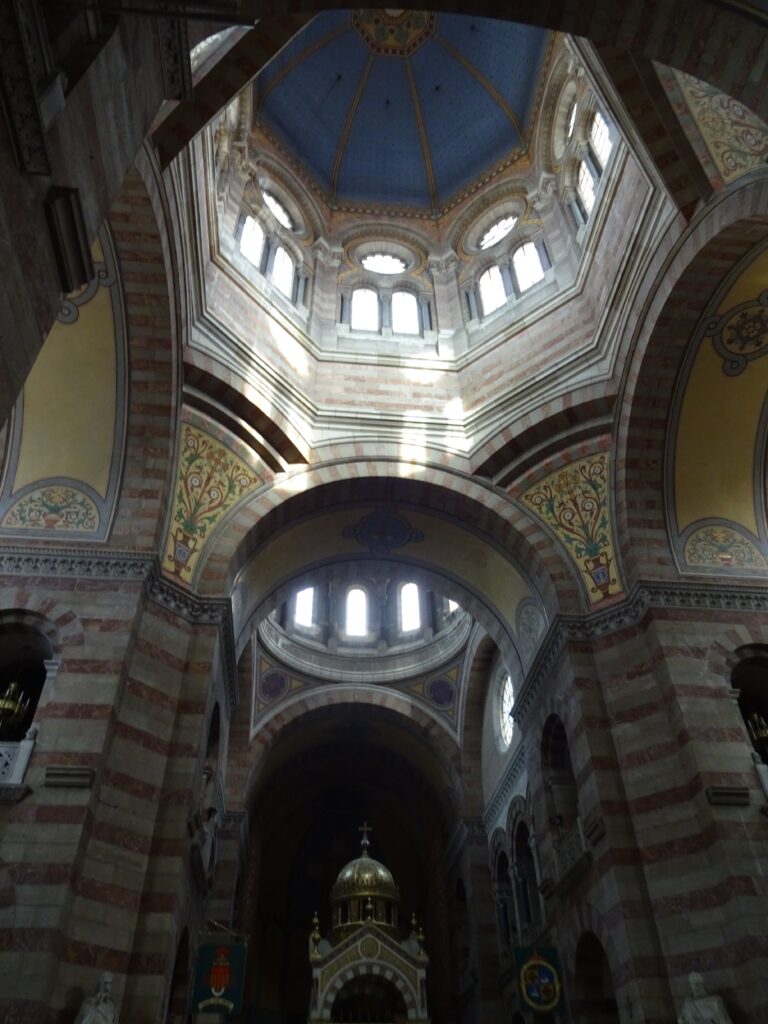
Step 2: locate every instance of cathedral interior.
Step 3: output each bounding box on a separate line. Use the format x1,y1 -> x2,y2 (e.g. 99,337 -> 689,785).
1,2 -> 768,1023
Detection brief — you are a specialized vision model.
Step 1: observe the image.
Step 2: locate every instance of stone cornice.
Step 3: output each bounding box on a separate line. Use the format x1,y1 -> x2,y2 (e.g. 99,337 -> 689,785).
0,545 -> 152,580
0,547 -> 238,712
514,578 -> 768,729
484,577 -> 768,832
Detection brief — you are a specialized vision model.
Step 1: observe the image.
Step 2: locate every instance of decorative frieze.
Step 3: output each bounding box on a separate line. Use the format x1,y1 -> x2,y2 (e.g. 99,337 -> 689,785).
482,744 -> 527,833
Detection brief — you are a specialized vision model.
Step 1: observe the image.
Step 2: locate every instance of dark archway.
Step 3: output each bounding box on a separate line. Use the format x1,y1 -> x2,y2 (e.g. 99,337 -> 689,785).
541,714 -> 579,832
732,646 -> 768,763
331,974 -> 407,1023
572,931 -> 620,1024
239,703 -> 458,1024
0,619 -> 54,742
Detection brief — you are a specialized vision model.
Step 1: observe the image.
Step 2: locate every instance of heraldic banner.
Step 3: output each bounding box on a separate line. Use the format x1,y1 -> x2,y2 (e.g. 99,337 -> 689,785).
192,936 -> 248,1015
513,946 -> 563,1014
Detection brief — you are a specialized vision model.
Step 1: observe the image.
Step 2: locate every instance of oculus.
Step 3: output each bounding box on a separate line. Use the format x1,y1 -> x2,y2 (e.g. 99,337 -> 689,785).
479,215 -> 517,250
362,253 -> 407,275
263,191 -> 293,229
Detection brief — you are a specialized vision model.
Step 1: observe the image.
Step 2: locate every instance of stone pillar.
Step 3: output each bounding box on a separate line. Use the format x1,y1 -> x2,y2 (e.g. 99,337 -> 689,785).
308,240 -> 343,337
447,820 -> 504,1024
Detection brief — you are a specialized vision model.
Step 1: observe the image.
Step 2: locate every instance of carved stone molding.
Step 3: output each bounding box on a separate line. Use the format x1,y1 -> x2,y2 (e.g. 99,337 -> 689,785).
482,744 -> 527,833
0,545 -> 152,579
0,0 -> 51,174
159,15 -> 192,102
0,547 -> 238,712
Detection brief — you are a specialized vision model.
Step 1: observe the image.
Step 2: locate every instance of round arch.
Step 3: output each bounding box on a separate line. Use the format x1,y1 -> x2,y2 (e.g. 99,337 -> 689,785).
320,961 -> 418,1020
615,172 -> 768,582
242,690 -> 463,821
198,466 -> 581,615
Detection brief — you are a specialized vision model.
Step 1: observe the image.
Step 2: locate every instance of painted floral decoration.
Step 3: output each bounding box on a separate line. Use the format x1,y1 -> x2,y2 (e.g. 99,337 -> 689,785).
163,424 -> 259,582
522,453 -> 621,604
2,485 -> 99,531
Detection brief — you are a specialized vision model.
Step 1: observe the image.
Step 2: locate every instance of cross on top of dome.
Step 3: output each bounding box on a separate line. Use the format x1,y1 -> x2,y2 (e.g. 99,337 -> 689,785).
359,820 -> 373,854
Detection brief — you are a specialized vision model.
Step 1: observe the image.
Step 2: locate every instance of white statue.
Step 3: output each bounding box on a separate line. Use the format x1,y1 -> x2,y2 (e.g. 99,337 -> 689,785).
677,972 -> 733,1024
75,972 -> 118,1024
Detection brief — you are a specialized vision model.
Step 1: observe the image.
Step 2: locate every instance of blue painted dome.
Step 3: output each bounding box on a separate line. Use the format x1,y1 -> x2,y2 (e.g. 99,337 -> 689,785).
254,10 -> 550,214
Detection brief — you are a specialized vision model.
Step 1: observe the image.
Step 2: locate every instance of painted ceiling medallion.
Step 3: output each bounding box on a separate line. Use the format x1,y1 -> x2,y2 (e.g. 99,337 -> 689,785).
353,9 -> 436,57
343,508 -> 424,554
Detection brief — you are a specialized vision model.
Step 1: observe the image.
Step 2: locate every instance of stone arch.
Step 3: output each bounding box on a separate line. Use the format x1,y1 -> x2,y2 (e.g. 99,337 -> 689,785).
461,631 -> 505,817
108,150 -> 179,551
242,689 -> 463,819
616,172 -> 768,582
0,603 -> 83,658
571,930 -> 621,1024
203,465 -> 579,616
506,794 -> 532,849
488,826 -> 508,869
320,960 -> 418,1019
730,643 -> 768,763
558,903 -> 631,1015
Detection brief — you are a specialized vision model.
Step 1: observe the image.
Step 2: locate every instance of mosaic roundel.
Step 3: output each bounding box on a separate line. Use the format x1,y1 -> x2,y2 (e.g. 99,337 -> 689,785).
426,677 -> 455,708
260,670 -> 287,702
353,9 -> 436,57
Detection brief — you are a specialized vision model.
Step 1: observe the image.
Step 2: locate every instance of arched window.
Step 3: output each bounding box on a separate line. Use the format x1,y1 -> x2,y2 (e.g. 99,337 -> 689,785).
391,290 -> 419,335
351,287 -> 379,331
399,583 -> 420,632
500,673 -> 514,748
512,243 -> 545,293
294,586 -> 315,627
479,265 -> 506,316
577,160 -> 596,216
240,216 -> 264,269
589,110 -> 612,169
272,245 -> 294,298
345,587 -> 367,636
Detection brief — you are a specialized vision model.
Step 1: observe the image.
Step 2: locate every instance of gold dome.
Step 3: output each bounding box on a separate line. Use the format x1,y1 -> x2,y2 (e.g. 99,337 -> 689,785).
331,851 -> 399,902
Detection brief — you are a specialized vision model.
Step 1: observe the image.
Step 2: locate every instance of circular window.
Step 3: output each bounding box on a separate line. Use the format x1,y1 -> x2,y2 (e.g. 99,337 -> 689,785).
263,191 -> 293,230
500,673 -> 514,748
362,253 -> 406,275
479,215 -> 517,250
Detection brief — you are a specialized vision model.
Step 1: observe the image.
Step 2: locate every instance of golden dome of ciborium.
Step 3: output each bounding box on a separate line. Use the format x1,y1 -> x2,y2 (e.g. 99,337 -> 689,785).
330,823 -> 400,940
